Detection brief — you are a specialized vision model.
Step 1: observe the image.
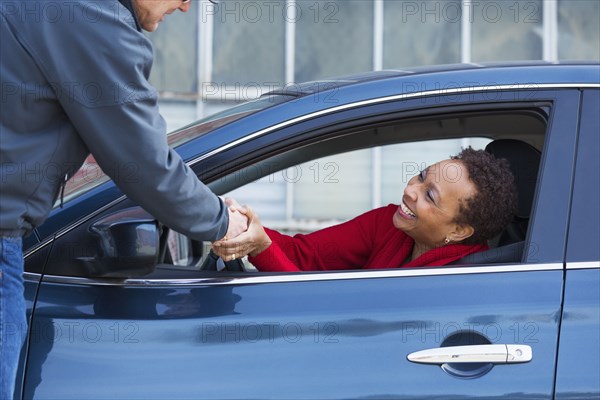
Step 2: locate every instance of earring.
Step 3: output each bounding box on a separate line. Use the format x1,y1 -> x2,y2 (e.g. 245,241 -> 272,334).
444,237 -> 451,244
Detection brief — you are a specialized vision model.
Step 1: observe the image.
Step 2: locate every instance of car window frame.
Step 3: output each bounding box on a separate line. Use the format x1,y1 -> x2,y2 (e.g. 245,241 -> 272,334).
194,90 -> 579,269
523,89 -> 581,264
565,89 -> 600,265
28,86 -> 584,282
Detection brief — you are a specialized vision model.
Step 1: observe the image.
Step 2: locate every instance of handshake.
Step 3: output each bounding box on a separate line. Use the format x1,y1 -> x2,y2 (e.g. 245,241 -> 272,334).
213,198 -> 272,262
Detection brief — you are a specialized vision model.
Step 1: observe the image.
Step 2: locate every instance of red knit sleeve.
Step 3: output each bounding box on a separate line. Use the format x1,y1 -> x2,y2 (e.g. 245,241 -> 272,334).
247,236 -> 302,272
248,207 -> 391,272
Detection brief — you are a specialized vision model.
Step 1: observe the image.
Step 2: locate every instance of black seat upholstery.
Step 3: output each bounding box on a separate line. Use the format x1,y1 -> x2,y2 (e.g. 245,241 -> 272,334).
485,139 -> 541,246
452,139 -> 541,265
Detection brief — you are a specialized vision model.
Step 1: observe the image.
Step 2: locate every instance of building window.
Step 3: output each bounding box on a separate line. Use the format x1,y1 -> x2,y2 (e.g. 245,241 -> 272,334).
295,0 -> 374,82
212,1 -> 286,86
558,0 -> 600,60
471,0 -> 543,62
147,9 -> 198,94
383,0 -> 461,68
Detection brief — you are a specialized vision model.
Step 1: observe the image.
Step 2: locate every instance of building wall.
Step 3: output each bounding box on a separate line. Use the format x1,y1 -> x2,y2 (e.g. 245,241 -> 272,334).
150,0 -> 600,132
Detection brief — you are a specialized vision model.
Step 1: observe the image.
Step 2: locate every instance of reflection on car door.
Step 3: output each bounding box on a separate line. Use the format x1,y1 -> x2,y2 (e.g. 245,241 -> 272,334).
23,269 -> 561,399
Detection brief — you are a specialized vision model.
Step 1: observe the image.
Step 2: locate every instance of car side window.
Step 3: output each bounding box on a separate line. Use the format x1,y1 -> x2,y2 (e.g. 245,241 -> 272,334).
161,109 -> 549,273
164,139 -> 494,271
224,138 -> 492,238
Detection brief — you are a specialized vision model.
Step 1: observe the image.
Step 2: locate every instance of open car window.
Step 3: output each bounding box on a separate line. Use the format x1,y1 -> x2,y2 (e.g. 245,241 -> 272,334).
161,108 -> 547,273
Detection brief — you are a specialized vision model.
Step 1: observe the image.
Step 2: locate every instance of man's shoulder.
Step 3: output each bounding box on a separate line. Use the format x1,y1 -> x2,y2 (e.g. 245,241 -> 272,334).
1,0 -> 139,33
1,0 -> 155,107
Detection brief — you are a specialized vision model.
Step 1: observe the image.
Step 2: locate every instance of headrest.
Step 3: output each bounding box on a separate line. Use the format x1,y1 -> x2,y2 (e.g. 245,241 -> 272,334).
485,139 -> 541,218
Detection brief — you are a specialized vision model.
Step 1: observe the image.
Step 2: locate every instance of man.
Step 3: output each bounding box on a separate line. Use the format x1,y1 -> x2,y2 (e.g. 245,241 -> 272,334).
0,1 -> 245,398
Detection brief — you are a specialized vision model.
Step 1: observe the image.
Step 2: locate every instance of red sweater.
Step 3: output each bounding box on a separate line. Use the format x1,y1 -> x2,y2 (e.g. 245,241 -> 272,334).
249,204 -> 488,272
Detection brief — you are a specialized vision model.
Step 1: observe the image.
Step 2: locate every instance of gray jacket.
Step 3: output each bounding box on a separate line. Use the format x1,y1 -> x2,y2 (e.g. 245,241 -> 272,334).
0,0 -> 228,240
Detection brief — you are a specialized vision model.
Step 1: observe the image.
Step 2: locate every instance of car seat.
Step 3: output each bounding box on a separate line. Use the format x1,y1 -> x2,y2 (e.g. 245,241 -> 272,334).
451,139 -> 541,265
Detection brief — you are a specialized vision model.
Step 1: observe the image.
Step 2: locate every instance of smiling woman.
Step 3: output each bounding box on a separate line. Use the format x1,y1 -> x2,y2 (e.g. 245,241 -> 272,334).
213,148 -> 518,271
392,158 -> 478,258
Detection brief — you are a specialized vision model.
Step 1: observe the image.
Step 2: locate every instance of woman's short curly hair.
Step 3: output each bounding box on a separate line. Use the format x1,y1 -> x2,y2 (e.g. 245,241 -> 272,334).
451,147 -> 518,244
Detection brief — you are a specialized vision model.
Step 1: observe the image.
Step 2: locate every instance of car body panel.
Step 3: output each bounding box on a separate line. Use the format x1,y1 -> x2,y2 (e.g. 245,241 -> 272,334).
555,268 -> 600,399
555,89 -> 600,399
25,268 -> 562,399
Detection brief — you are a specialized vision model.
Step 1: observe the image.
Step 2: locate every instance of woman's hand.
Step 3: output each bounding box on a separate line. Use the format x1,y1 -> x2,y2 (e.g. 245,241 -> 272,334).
212,203 -> 272,262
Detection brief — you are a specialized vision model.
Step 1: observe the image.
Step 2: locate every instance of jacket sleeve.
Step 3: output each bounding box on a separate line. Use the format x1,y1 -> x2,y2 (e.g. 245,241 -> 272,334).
249,208 -> 383,272
17,0 -> 228,241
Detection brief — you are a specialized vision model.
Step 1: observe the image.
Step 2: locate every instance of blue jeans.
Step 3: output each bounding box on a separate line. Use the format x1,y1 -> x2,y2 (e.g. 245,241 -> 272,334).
0,237 -> 27,400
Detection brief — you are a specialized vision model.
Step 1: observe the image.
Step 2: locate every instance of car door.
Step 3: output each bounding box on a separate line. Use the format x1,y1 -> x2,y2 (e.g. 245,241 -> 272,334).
23,88 -> 578,399
555,89 -> 600,399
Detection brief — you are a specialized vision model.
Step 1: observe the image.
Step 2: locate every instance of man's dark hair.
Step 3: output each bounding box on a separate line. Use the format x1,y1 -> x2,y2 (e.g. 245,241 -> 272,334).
452,147 -> 518,244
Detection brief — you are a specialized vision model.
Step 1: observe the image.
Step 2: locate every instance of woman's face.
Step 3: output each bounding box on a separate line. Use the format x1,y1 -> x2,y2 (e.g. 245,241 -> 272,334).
393,159 -> 476,250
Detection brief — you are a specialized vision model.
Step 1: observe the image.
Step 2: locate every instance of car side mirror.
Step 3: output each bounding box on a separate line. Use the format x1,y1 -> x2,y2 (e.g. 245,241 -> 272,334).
87,207 -> 160,278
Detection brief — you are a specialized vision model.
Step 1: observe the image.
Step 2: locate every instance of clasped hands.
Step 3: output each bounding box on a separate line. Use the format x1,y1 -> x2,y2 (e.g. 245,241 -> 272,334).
214,198 -> 272,262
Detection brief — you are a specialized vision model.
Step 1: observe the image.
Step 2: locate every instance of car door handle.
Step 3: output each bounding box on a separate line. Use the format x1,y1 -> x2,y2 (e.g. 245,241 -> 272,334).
407,344 -> 532,364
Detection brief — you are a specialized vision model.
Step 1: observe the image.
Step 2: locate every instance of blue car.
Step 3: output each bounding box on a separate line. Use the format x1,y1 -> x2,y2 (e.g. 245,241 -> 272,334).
18,63 -> 599,399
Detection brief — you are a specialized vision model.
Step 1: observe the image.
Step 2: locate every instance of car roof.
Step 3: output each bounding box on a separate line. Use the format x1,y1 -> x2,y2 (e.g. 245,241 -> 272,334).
265,62 -> 600,97
196,62 -> 598,148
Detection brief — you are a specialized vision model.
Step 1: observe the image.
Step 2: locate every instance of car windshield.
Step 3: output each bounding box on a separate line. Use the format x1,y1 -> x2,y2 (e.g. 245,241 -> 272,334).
59,94 -> 292,205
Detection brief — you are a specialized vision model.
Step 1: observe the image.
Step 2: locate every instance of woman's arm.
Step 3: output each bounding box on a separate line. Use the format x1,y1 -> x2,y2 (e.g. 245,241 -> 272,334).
213,201 -> 386,272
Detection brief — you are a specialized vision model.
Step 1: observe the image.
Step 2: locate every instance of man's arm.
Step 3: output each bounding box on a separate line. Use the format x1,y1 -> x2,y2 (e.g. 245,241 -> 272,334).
13,0 -> 245,240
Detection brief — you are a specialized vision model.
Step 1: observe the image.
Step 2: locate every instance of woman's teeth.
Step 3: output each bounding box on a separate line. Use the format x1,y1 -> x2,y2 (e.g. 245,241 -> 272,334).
401,202 -> 416,217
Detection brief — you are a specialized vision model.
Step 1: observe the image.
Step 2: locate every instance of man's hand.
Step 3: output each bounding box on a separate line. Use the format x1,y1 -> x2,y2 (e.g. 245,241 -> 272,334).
213,205 -> 271,262
222,197 -> 248,240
